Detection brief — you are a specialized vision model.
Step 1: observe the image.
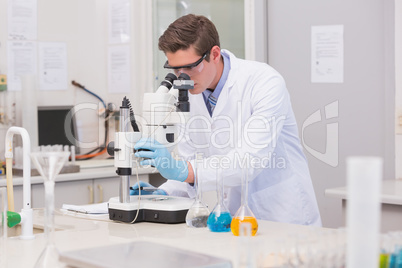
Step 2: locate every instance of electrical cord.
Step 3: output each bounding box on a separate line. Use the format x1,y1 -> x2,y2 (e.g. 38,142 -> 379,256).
71,80 -> 111,160
130,160 -> 141,223
126,99 -> 139,132
75,147 -> 107,160
71,81 -> 106,108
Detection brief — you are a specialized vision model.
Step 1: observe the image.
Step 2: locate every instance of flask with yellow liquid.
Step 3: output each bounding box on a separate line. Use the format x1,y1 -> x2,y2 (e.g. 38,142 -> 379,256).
231,165 -> 258,236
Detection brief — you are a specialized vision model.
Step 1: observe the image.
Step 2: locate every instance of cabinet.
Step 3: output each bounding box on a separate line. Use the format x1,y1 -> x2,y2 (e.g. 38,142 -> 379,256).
92,175 -> 149,204
4,167 -> 156,211
325,179 -> 402,232
31,180 -> 94,208
28,175 -> 150,209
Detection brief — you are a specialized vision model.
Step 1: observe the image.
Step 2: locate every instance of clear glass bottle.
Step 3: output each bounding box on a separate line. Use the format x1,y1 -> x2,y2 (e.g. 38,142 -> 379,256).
231,165 -> 258,236
185,153 -> 210,228
207,167 -> 232,232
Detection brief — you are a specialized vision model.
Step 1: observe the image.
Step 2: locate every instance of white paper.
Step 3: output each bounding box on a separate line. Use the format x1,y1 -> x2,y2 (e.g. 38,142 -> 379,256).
38,42 -> 68,91
62,202 -> 108,214
311,25 -> 344,83
108,45 -> 131,93
108,0 -> 130,44
7,41 -> 37,91
8,0 -> 37,40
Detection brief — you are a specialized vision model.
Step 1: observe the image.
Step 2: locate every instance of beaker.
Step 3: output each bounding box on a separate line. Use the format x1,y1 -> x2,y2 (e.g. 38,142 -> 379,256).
207,167 -> 232,232
231,165 -> 258,236
185,153 -> 210,228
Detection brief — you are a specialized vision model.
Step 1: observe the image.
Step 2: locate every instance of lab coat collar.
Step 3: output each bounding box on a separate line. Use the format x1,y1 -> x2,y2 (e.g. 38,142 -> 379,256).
220,49 -> 238,89
210,49 -> 240,117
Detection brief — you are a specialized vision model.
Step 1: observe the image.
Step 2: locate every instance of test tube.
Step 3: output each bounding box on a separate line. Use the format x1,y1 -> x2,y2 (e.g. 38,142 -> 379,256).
237,222 -> 255,267
346,157 -> 382,268
70,145 -> 76,165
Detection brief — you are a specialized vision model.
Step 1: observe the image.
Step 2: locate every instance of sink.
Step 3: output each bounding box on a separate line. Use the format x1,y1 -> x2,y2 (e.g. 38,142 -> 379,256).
7,224 -> 63,238
7,224 -> 44,238
6,208 -> 96,238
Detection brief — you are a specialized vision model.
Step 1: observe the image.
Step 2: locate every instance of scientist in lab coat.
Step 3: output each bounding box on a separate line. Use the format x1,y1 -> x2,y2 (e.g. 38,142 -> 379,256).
133,14 -> 322,226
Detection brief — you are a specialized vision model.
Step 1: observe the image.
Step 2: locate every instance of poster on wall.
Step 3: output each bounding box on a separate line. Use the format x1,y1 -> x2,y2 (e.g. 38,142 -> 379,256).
311,25 -> 344,83
8,0 -> 37,40
7,41 -> 37,91
108,45 -> 131,93
38,42 -> 68,91
108,0 -> 130,44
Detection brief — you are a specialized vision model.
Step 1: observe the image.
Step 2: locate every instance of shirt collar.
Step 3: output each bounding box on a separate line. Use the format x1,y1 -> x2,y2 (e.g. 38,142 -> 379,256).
202,52 -> 231,101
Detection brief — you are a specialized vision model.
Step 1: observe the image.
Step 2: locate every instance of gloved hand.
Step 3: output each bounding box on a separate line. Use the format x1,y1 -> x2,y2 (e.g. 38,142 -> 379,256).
134,138 -> 189,182
130,181 -> 167,195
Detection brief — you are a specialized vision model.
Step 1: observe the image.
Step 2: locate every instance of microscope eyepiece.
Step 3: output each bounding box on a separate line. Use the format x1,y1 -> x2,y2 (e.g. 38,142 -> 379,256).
160,73 -> 177,90
165,73 -> 178,83
178,73 -> 190,81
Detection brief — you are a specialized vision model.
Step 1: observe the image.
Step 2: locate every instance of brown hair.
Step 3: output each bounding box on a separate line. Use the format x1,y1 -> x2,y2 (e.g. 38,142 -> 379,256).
158,14 -> 220,61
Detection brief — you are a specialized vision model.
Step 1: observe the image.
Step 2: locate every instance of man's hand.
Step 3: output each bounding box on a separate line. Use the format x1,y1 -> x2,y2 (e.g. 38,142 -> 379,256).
134,139 -> 189,182
130,181 -> 167,195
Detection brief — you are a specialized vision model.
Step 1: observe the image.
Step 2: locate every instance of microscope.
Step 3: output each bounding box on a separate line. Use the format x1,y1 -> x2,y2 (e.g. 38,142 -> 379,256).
107,73 -> 195,224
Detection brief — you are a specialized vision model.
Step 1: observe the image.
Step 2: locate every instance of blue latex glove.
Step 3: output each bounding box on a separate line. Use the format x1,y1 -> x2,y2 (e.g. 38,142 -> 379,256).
130,181 -> 167,195
134,138 -> 189,182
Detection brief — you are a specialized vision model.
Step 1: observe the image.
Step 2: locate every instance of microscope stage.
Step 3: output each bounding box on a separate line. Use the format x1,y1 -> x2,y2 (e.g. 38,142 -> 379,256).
108,195 -> 194,224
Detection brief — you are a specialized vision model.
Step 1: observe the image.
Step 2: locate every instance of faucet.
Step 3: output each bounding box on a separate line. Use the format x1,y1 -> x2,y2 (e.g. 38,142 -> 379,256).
5,126 -> 34,240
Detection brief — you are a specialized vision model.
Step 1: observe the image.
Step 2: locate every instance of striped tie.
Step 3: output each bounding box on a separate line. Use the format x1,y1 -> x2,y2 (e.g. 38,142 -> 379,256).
208,94 -> 217,114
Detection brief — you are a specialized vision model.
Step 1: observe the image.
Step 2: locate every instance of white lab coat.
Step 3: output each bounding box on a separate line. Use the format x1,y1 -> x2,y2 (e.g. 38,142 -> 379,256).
160,50 -> 322,226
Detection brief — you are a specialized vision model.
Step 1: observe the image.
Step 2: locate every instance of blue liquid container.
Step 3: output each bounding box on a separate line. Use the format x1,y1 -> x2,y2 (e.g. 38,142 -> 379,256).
389,253 -> 396,268
207,211 -> 232,232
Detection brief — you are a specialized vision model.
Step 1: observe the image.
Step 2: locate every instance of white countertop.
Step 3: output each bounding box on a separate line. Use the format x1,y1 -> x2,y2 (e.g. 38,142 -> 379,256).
0,165 -> 158,187
4,209 -> 329,268
325,179 -> 402,205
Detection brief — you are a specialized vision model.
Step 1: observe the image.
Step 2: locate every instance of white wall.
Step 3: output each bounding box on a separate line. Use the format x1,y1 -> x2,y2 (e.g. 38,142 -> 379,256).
0,0 -> 153,156
1,0 -> 398,229
266,0 -> 395,228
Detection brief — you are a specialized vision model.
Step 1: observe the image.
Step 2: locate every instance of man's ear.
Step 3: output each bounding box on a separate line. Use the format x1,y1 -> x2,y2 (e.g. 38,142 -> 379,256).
210,45 -> 221,62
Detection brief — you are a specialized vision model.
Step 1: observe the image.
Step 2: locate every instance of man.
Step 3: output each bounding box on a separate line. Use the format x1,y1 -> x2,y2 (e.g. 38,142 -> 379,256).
133,14 -> 321,226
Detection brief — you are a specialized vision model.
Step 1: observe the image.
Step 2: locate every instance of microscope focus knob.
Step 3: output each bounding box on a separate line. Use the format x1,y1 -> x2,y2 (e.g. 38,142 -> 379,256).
107,141 -> 116,156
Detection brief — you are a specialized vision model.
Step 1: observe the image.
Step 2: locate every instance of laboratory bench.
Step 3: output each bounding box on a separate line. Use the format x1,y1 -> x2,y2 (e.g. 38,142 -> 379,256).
3,208 -> 331,268
325,179 -> 402,232
0,164 -> 162,211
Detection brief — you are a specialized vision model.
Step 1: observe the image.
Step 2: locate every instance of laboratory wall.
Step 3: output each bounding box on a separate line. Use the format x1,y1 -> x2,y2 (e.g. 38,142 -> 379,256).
0,0 -> 153,155
0,0 -> 397,229
266,0 -> 395,228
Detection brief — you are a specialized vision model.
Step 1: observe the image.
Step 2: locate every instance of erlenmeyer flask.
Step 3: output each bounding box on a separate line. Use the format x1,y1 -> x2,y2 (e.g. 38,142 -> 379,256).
231,165 -> 258,236
207,167 -> 232,232
185,153 -> 210,228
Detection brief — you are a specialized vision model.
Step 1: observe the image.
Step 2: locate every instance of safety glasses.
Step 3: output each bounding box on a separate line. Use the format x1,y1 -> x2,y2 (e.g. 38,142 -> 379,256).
163,52 -> 208,76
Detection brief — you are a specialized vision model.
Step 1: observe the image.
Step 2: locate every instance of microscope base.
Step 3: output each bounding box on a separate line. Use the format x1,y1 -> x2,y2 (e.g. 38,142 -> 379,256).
108,196 -> 193,224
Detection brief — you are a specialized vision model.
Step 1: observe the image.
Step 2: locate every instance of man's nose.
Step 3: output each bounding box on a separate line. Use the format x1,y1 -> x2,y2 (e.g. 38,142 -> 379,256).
175,68 -> 190,76
174,68 -> 183,75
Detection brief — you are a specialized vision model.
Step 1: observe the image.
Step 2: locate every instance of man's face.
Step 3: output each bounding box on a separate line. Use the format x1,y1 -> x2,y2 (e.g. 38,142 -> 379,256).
165,46 -> 217,95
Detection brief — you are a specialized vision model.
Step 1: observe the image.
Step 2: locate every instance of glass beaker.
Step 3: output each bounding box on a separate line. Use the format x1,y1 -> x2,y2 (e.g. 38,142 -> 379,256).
231,165 -> 258,236
185,153 -> 210,228
31,151 -> 70,268
207,167 -> 232,232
